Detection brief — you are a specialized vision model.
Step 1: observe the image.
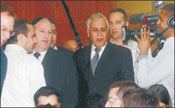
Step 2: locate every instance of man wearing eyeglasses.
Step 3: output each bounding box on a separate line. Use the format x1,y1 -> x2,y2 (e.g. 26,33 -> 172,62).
0,4 -> 16,95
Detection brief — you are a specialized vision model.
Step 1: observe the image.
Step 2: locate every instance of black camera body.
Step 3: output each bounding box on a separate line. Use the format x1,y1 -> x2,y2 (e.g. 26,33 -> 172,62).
122,26 -> 158,42
122,13 -> 160,42
130,14 -> 159,24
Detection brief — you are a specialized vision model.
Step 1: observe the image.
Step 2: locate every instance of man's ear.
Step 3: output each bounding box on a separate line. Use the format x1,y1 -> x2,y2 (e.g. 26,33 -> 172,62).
87,29 -> 92,42
17,34 -> 25,43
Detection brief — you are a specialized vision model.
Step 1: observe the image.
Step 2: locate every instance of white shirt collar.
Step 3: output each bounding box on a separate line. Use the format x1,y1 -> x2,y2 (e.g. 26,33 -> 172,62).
5,44 -> 27,54
53,46 -> 58,50
91,42 -> 108,60
32,50 -> 47,63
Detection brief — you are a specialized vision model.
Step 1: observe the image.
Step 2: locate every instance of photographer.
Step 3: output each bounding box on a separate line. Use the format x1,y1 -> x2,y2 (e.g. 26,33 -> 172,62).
135,4 -> 174,107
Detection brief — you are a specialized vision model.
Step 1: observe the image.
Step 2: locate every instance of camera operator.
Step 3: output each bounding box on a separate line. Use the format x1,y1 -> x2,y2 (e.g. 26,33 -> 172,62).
108,8 -> 139,77
135,4 -> 174,107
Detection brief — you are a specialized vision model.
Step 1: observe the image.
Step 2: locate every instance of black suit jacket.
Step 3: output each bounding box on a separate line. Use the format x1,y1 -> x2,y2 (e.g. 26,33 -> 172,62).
74,42 -> 134,106
55,45 -> 73,56
42,48 -> 78,107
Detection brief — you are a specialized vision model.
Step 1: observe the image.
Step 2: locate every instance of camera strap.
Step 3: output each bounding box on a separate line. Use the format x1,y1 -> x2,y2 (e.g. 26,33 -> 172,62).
152,42 -> 164,57
152,26 -> 169,57
157,27 -> 169,38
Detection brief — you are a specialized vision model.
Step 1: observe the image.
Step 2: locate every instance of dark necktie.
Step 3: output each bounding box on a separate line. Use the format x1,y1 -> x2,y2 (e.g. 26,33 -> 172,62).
152,42 -> 165,57
91,48 -> 101,75
34,52 -> 41,59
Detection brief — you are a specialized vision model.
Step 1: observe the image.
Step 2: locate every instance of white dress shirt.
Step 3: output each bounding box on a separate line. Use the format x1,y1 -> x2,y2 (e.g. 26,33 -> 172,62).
1,44 -> 46,107
91,43 -> 107,60
136,37 -> 174,106
53,46 -> 58,50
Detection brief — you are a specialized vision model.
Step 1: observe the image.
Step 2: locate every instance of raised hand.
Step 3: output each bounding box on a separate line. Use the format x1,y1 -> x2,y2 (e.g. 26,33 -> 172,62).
135,25 -> 151,55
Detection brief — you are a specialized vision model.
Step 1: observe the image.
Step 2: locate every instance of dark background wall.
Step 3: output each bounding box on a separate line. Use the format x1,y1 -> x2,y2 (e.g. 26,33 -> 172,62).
2,1 -> 173,47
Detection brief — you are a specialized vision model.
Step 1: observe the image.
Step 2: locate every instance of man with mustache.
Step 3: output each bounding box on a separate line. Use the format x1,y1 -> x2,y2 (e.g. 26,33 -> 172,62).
74,13 -> 134,106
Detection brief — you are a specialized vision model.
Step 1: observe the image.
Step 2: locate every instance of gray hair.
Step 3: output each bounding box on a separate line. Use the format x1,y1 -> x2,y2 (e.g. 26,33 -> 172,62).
86,13 -> 109,31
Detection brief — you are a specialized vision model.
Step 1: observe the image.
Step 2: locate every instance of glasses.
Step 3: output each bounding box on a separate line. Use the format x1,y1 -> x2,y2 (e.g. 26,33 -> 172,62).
1,26 -> 14,36
107,97 -> 121,103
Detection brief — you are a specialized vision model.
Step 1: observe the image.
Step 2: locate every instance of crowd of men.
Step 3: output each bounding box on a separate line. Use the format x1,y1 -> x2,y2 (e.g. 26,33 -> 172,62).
1,3 -> 174,107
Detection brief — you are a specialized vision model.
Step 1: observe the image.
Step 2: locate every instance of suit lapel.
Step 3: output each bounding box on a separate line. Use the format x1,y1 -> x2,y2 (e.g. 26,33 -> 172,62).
42,48 -> 51,66
94,43 -> 111,76
86,46 -> 93,77
81,45 -> 94,78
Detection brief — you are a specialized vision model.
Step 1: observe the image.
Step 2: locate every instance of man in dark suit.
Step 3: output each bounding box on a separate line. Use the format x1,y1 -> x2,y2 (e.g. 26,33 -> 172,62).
1,4 -> 15,94
74,13 -> 134,106
31,17 -> 78,107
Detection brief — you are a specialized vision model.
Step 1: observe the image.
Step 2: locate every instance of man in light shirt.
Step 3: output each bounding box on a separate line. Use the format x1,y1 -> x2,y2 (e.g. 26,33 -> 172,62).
1,19 -> 46,107
135,4 -> 174,107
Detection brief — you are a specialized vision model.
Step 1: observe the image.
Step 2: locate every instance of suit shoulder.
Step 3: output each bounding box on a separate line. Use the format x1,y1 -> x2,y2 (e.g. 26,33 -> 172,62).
109,42 -> 131,53
56,46 -> 74,56
74,45 -> 90,55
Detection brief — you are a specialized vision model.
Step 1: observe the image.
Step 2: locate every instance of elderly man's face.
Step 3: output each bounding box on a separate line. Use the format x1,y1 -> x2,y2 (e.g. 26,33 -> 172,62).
88,17 -> 109,48
1,12 -> 15,46
34,19 -> 53,51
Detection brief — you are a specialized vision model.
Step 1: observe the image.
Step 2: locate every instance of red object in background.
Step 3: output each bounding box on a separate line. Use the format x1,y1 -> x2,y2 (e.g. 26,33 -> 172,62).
143,17 -> 148,23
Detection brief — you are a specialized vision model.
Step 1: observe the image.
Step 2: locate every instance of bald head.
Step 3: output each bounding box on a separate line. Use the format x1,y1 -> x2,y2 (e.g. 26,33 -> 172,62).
62,39 -> 79,52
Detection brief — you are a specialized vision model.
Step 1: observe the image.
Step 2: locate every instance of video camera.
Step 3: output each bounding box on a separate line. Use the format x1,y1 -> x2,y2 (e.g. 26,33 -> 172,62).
130,14 -> 159,24
123,14 -> 160,42
123,26 -> 159,42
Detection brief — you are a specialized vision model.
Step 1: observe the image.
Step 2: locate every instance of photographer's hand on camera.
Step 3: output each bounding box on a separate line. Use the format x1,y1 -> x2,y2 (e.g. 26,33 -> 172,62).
135,25 -> 151,55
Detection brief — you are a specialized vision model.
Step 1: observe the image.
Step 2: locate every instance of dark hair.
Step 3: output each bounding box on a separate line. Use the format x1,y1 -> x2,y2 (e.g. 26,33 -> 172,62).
0,4 -> 16,18
31,17 -> 45,25
32,17 -> 57,28
36,104 -> 57,108
34,86 -> 61,106
162,4 -> 174,18
47,18 -> 57,29
149,84 -> 172,107
109,8 -> 128,21
123,88 -> 160,107
85,94 -> 105,107
6,19 -> 31,44
109,80 -> 139,98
